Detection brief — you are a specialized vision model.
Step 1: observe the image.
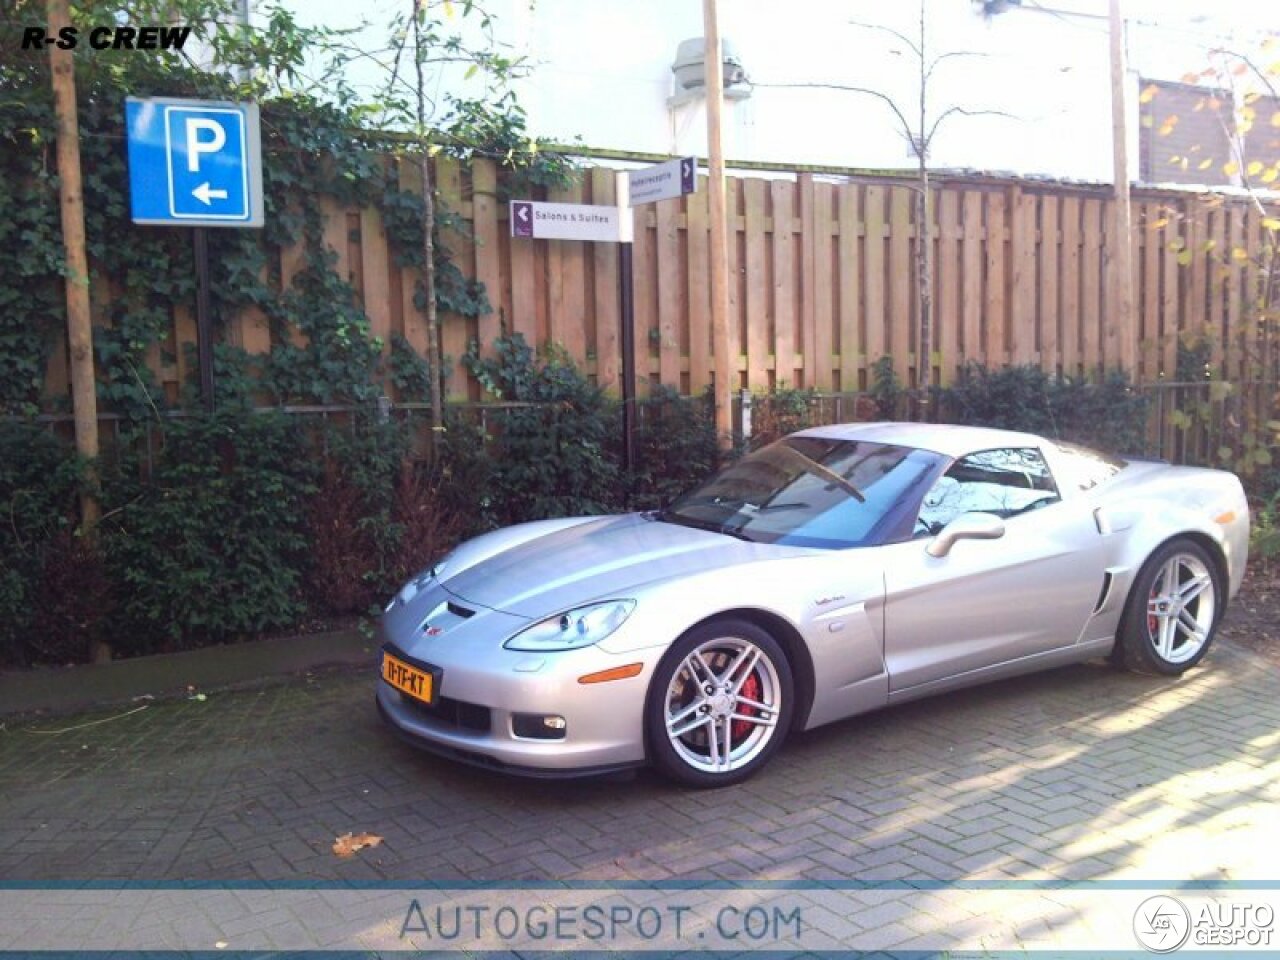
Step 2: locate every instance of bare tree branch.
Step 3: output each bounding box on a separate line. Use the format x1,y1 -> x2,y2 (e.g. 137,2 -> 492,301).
848,18 -> 921,60
926,104 -> 1015,148
925,50 -> 988,82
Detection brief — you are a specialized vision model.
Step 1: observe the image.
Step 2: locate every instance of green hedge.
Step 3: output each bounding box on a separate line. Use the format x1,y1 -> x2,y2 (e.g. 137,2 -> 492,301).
2,354 -> 1164,667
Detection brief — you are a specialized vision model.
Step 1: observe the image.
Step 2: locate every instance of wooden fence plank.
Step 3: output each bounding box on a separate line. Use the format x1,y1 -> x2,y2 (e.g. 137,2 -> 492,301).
798,174 -> 817,388
888,186 -> 912,383
685,174 -> 710,393
1225,202 -> 1244,381
936,190 -> 959,384
1137,202 -> 1158,380
1207,202 -> 1227,374
836,182 -> 860,389
1060,195 -> 1081,378
961,190 -> 983,365
770,179 -> 798,388
1038,194 -> 1059,375
1187,198 -> 1207,349
359,206 -> 393,370
727,178 -> 745,386
813,181 -> 835,391
655,195 -> 683,389
1244,206 -> 1262,380
631,199 -> 656,394
1010,189 -> 1037,365
864,185 -> 887,368
743,178 -> 769,390
436,155 -> 468,397
1161,200 -> 1181,381
1081,198 -> 1102,377
984,191 -> 1007,366
590,170 -> 621,391
471,159 -> 502,366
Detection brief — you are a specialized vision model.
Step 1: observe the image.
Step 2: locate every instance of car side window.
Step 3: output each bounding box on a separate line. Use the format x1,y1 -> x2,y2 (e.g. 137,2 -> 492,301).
915,447 -> 1061,536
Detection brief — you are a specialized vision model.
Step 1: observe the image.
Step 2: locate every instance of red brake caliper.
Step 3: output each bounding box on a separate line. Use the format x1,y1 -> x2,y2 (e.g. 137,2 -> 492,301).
732,672 -> 760,742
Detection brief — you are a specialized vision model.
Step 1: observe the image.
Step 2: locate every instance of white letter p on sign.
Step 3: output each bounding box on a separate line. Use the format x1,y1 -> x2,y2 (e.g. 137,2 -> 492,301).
185,118 -> 226,173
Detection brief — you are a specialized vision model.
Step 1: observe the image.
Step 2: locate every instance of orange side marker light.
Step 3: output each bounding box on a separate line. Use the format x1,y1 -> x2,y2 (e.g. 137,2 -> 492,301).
578,663 -> 644,684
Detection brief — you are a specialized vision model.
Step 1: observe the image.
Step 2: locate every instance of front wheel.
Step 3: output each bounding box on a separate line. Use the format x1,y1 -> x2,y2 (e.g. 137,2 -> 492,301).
1117,538 -> 1221,675
646,619 -> 794,788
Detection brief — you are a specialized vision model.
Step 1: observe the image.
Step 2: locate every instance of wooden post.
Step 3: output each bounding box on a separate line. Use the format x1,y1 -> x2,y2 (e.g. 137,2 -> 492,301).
1108,0 -> 1136,375
704,0 -> 733,445
48,0 -> 100,532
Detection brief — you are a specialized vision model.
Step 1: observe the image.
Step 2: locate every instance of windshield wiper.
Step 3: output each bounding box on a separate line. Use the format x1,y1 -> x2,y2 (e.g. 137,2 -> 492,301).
657,509 -> 755,542
776,444 -> 866,502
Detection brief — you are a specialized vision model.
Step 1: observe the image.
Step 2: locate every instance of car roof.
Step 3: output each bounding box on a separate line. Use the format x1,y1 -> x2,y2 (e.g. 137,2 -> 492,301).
792,421 -> 1048,459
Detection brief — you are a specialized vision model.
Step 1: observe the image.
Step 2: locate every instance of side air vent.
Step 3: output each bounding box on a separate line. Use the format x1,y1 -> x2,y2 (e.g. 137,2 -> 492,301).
1093,572 -> 1114,614
447,602 -> 475,619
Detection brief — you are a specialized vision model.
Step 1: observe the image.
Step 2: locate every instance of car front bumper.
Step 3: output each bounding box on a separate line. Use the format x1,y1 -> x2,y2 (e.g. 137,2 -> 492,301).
375,624 -> 658,775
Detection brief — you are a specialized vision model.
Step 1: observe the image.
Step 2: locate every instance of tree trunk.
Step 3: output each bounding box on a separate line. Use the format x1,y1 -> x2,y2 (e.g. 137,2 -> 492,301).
412,1 -> 443,453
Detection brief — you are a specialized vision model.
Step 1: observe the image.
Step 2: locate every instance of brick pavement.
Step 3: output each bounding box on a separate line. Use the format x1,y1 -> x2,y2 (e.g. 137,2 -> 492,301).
1,632 -> 1278,885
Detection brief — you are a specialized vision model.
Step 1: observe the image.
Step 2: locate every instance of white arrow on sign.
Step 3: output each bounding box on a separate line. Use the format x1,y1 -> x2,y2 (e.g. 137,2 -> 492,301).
191,182 -> 229,206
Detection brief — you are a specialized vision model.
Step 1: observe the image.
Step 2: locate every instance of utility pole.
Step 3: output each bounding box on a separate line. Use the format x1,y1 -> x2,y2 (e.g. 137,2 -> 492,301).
703,0 -> 733,446
48,0 -> 100,533
1108,0 -> 1136,375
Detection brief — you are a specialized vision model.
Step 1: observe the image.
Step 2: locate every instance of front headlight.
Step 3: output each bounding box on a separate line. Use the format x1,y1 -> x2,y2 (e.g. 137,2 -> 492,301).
385,551 -> 455,611
504,600 -> 636,652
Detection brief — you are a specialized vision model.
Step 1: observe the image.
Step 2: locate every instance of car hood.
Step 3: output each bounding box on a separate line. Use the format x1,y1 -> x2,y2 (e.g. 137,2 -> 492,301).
441,513 -> 794,619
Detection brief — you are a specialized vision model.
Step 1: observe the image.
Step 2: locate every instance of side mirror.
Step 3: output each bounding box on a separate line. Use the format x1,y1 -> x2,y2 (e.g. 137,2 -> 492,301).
926,511 -> 1005,558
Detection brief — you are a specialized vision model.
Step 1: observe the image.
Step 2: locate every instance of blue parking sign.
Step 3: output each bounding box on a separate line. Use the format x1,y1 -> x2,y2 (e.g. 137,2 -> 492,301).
126,97 -> 264,228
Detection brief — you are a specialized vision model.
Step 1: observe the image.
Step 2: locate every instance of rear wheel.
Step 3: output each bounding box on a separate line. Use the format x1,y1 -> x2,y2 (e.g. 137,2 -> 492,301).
1117,538 -> 1221,675
646,619 -> 793,788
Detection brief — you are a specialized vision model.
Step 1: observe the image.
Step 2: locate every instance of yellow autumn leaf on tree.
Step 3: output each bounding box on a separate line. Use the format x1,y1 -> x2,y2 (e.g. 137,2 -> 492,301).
1263,218 -> 1280,231
1223,160 -> 1239,176
1151,217 -> 1170,229
1140,84 -> 1159,104
1248,160 -> 1265,176
1271,111 -> 1280,128
1198,158 -> 1213,170
1177,250 -> 1194,266
1159,116 -> 1179,136
1232,247 -> 1250,261
1262,168 -> 1279,184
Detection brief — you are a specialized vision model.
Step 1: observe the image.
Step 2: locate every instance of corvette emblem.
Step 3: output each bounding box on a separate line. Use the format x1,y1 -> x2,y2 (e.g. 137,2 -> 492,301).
424,625 -> 444,636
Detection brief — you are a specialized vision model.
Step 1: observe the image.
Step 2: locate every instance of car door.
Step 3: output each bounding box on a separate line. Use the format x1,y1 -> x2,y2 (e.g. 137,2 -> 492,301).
878,446 -> 1105,693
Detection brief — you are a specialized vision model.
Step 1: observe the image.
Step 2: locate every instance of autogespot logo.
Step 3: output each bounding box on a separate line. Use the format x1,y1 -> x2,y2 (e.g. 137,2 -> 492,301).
1134,895 -> 1192,953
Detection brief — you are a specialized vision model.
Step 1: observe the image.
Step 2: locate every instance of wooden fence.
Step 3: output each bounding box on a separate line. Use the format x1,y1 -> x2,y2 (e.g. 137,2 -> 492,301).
44,157 -> 1279,406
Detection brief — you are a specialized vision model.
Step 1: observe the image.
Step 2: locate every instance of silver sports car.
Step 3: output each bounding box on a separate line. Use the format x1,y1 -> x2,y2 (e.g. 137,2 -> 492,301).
376,422 -> 1249,787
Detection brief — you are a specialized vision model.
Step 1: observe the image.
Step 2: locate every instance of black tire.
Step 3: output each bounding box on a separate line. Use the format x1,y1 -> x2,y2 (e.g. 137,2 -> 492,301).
645,618 -> 794,788
1116,538 -> 1222,676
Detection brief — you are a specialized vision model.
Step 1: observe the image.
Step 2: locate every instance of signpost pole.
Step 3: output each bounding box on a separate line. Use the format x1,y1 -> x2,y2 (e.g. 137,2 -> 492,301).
193,228 -> 215,413
616,172 -> 637,475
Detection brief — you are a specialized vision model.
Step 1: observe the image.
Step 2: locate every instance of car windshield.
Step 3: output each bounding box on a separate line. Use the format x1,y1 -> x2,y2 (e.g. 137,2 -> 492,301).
660,436 -> 946,548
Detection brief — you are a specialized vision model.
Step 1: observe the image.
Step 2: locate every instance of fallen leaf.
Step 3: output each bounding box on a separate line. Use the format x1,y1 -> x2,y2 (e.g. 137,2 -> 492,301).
333,832 -> 383,858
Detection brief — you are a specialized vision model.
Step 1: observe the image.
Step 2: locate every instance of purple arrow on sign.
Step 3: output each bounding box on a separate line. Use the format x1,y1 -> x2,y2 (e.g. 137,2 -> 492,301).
512,201 -> 534,238
681,158 -> 696,195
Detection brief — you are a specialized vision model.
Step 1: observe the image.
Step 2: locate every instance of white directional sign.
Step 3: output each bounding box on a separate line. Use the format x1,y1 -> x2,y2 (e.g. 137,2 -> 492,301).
509,201 -> 625,242
125,96 -> 264,228
627,156 -> 697,206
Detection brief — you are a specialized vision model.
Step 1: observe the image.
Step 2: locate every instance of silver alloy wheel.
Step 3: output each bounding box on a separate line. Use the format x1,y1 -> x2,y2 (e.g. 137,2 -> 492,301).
663,636 -> 782,774
1146,552 -> 1216,665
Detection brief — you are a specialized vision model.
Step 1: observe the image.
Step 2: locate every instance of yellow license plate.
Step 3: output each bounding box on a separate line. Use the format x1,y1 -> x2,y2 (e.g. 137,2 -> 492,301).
382,651 -> 435,705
